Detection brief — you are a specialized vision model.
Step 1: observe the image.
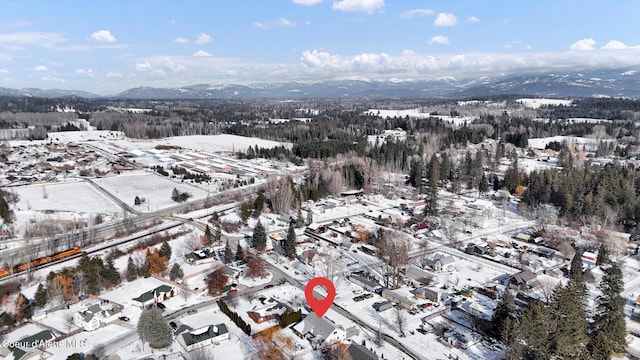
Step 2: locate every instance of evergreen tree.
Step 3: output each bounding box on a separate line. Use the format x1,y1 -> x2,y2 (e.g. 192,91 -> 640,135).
284,223 -> 297,259
550,281 -> 588,357
34,283 -> 48,308
306,209 -> 313,225
520,301 -> 551,359
214,226 -> 222,244
101,259 -> 121,286
159,241 -> 172,260
126,257 -> 137,281
479,173 -> 489,194
252,220 -> 267,251
253,190 -> 266,218
224,240 -> 233,264
423,155 -> 439,216
594,264 -> 626,354
492,290 -> 516,342
596,243 -> 610,266
0,191 -> 12,224
204,226 -> 212,245
570,248 -> 584,281
137,307 -> 173,348
406,157 -> 424,191
169,263 -> 184,281
236,243 -> 244,261
587,330 -> 611,360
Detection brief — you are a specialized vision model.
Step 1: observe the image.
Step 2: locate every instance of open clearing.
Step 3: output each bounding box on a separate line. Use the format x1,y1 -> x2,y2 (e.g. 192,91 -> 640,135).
93,171 -> 209,212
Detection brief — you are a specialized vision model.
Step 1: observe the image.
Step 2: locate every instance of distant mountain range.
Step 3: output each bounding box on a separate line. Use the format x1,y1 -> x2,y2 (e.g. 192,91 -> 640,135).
1,67 -> 639,99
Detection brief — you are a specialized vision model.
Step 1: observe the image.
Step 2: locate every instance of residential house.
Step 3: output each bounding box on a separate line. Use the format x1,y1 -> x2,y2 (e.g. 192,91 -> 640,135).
381,289 -> 417,310
582,251 -> 598,268
415,287 -> 446,302
348,275 -> 379,292
306,223 -> 327,235
347,342 -> 379,360
544,266 -> 569,279
405,266 -> 439,288
442,329 -> 480,349
177,324 -> 229,352
247,304 -> 288,324
132,285 -> 176,308
431,254 -> 457,273
73,302 -> 122,331
0,346 -> 42,360
185,248 -> 218,265
0,330 -> 57,360
300,249 -> 319,265
509,270 -> 538,291
292,313 -> 354,345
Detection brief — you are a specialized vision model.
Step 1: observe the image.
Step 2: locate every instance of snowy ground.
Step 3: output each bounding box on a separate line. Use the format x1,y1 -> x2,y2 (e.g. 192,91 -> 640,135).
109,134 -> 292,153
528,135 -> 613,151
11,180 -> 121,234
93,171 -> 209,212
517,98 -> 572,109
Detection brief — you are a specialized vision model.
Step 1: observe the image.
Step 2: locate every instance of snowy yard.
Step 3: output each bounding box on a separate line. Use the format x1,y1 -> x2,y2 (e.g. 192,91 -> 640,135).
93,171 -> 209,212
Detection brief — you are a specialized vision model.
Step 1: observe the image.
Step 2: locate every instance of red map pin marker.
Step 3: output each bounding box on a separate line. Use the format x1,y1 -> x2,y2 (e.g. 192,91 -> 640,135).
305,277 -> 336,318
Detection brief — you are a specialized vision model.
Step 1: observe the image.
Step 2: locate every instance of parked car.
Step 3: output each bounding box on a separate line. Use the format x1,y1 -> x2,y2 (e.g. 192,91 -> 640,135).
187,309 -> 198,315
227,289 -> 238,295
169,321 -> 177,330
156,303 -> 166,310
119,316 -> 130,322
264,284 -> 274,289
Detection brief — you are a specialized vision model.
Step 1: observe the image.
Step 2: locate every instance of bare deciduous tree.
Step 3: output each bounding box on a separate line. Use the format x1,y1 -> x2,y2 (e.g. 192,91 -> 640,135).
378,231 -> 409,289
394,307 -> 406,337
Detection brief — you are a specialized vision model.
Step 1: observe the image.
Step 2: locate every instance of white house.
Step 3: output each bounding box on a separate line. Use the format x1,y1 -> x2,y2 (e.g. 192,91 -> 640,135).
432,254 -> 457,273
132,285 -> 176,308
178,324 -> 229,352
73,302 -> 122,331
292,313 -> 347,345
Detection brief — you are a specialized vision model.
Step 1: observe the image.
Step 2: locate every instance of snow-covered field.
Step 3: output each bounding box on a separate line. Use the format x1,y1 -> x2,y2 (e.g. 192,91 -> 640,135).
12,180 -> 120,215
110,134 -> 292,153
93,171 -> 209,212
9,180 -> 121,236
365,108 -> 433,119
517,98 -> 572,109
528,135 -> 611,150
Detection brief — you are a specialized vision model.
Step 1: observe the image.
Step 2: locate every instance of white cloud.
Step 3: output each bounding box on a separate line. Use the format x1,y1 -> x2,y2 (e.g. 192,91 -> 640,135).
305,21 -> 311,26
136,62 -> 153,71
434,13 -> 457,26
402,49 -> 415,56
0,68 -> 9,74
466,15 -> 480,23
332,0 -> 384,13
194,33 -> 212,44
41,76 -> 65,83
570,38 -> 596,50
192,50 -> 213,57
0,32 -> 67,46
254,18 -> 296,29
106,72 -> 123,78
601,40 -> 627,50
75,68 -> 94,77
401,9 -> 433,19
34,65 -> 48,72
293,0 -> 322,5
429,35 -> 449,45
90,30 -> 116,43
504,44 -> 513,49
174,37 -> 189,44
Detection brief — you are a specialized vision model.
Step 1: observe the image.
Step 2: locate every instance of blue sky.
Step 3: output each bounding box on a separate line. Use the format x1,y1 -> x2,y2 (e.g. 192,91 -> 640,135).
1,0 -> 639,94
